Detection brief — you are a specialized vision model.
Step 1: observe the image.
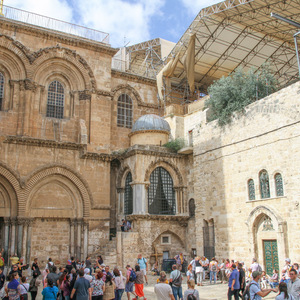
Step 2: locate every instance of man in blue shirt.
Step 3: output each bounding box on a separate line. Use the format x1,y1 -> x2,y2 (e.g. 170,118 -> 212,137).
249,271 -> 276,300
137,254 -> 148,285
228,264 -> 240,300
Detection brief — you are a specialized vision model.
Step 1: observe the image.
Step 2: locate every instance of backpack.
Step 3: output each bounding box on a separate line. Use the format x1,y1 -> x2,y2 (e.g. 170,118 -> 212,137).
48,262 -> 54,273
242,283 -> 255,300
212,263 -> 217,272
257,264 -> 262,272
129,269 -> 136,282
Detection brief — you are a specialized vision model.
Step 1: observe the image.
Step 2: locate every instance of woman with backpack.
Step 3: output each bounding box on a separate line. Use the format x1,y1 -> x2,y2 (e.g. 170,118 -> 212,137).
42,279 -> 59,300
102,275 -> 115,300
5,272 -> 21,300
183,279 -> 200,300
29,271 -> 40,300
276,282 -> 295,300
19,276 -> 29,300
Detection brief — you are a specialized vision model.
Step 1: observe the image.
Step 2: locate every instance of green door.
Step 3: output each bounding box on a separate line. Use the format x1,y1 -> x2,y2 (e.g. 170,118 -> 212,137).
263,240 -> 279,276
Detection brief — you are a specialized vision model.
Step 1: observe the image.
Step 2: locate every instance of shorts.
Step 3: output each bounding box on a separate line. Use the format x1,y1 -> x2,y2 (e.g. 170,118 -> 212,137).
141,269 -> 147,276
125,281 -> 134,292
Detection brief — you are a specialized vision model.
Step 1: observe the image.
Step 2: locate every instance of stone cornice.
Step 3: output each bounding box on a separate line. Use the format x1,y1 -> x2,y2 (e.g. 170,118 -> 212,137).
126,214 -> 189,226
111,69 -> 156,85
92,205 -> 112,210
0,18 -> 118,56
128,129 -> 169,137
80,152 -> 112,162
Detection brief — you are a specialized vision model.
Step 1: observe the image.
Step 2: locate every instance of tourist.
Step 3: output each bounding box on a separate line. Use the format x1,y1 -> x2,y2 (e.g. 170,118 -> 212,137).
282,259 -> 293,283
219,259 -> 226,284
188,257 -> 197,284
121,219 -> 125,232
9,265 -> 21,277
133,265 -> 146,300
84,269 -> 93,283
0,251 -> 5,270
209,257 -> 218,284
201,256 -> 209,282
137,254 -> 148,285
31,258 -> 41,276
42,278 -> 59,300
156,271 -> 168,284
69,270 -> 77,297
85,257 -> 92,276
169,264 -> 183,300
183,279 -> 199,300
250,258 -> 262,273
29,271 -> 40,300
19,276 -> 29,300
154,272 -> 174,300
238,263 -> 245,298
125,265 -> 137,300
95,256 -> 103,271
249,271 -> 276,299
287,269 -> 300,299
58,271 -> 68,300
102,275 -> 115,300
270,269 -> 279,288
276,282 -> 294,300
102,266 -> 113,283
174,253 -> 184,272
46,258 -> 54,272
6,273 -> 21,300
293,263 -> 300,275
227,264 -> 240,300
195,257 -> 203,286
0,268 -> 5,290
42,269 -> 50,288
47,266 -> 59,287
113,268 -> 125,300
71,269 -> 91,300
9,254 -> 19,267
62,274 -> 71,300
186,265 -> 194,281
90,271 -> 105,300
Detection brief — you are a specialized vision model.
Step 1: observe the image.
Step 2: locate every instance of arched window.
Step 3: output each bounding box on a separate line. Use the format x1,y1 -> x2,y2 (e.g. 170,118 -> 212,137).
124,172 -> 133,215
248,179 -> 255,200
148,167 -> 176,215
259,170 -> 270,199
117,94 -> 133,128
275,173 -> 284,197
189,198 -> 195,217
46,81 -> 64,119
0,72 -> 4,110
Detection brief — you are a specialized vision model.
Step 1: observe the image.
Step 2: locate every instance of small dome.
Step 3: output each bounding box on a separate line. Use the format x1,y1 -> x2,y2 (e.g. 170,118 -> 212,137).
131,114 -> 170,133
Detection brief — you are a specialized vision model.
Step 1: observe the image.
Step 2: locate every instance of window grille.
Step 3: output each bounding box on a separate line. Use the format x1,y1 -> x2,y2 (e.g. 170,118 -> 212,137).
117,94 -> 133,128
248,179 -> 255,200
0,72 -> 4,110
124,172 -> 133,215
259,170 -> 270,199
46,81 -> 64,119
148,167 -> 176,215
189,198 -> 195,217
275,173 -> 284,197
162,236 -> 169,244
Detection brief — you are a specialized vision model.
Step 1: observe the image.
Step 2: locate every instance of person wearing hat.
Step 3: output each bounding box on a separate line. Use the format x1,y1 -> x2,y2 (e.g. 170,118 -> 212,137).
282,258 -> 292,283
84,268 -> 93,283
249,271 -> 277,299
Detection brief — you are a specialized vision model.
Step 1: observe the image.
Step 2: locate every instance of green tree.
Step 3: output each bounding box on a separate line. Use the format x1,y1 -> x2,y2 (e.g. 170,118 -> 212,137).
205,65 -> 278,126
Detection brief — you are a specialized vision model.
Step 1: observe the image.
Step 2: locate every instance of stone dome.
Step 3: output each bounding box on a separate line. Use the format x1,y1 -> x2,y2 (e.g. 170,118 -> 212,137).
131,114 -> 170,133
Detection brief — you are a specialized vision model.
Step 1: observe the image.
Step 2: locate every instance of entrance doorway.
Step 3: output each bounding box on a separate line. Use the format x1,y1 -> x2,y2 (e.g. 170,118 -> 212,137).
263,240 -> 279,275
163,251 -> 169,260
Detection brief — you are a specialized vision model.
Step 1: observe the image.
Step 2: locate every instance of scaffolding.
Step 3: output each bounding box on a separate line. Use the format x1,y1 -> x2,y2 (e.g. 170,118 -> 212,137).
0,5 -> 110,44
159,0 -> 300,107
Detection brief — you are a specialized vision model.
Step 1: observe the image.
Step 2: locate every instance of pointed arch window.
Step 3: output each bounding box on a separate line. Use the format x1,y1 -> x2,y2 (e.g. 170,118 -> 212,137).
248,179 -> 255,200
117,94 -> 133,128
275,173 -> 284,197
124,172 -> 133,215
46,81 -> 64,119
189,198 -> 195,217
148,167 -> 176,215
259,170 -> 270,199
0,72 -> 4,110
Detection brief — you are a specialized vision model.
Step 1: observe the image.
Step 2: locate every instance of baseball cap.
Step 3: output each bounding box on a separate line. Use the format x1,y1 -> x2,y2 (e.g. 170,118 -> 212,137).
252,271 -> 262,278
285,258 -> 291,263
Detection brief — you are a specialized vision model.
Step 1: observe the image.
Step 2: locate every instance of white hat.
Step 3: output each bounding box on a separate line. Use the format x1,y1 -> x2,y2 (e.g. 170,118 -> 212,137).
84,268 -> 90,274
285,258 -> 291,263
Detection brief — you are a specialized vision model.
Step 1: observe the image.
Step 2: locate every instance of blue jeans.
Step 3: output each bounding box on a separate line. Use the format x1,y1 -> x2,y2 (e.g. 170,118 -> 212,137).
270,282 -> 279,288
115,289 -> 124,300
210,271 -> 217,283
172,286 -> 183,300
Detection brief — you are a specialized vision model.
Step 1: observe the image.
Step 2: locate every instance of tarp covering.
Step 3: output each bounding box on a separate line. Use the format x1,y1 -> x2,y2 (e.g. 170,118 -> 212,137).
183,34 -> 196,94
156,53 -> 180,100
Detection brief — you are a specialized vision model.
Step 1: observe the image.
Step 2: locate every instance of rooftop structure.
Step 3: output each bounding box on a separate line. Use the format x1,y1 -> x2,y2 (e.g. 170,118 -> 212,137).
159,0 -> 300,105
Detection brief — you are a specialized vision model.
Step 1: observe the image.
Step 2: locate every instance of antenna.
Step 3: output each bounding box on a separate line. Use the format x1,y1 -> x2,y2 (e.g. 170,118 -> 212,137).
0,0 -> 4,16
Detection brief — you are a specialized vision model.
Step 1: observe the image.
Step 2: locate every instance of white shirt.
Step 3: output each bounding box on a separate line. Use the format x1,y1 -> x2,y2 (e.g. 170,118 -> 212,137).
154,283 -> 173,300
19,283 -> 29,295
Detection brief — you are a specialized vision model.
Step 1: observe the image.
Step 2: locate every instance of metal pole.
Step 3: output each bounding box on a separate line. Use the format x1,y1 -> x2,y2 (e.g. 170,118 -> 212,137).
294,32 -> 300,79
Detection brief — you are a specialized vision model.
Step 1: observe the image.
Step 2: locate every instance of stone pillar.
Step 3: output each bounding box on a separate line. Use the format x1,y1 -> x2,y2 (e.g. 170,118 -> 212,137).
26,219 -> 33,264
131,182 -> 147,214
3,218 -> 10,263
70,219 -> 75,257
117,188 -> 125,215
76,219 -> 82,260
22,221 -> 28,261
10,218 -> 16,256
83,221 -> 89,260
17,219 -> 24,258
174,187 -> 184,214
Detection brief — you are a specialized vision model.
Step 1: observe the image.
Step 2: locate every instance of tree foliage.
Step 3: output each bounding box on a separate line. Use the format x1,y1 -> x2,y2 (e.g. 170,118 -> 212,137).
163,138 -> 186,152
205,65 -> 278,126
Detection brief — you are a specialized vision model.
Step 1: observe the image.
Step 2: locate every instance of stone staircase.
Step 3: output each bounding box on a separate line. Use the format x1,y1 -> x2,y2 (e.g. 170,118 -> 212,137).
91,237 -> 117,268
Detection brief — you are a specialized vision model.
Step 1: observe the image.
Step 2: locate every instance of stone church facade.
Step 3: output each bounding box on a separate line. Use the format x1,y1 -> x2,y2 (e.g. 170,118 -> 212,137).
0,14 -> 299,273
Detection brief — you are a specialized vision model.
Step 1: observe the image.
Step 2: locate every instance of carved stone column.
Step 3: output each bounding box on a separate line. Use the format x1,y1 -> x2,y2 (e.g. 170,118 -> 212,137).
70,219 -> 75,257
117,187 -> 125,215
10,218 -> 17,256
131,182 -> 147,214
174,187 -> 184,214
17,218 -> 25,258
22,221 -> 28,262
83,221 -> 89,260
26,219 -> 34,264
76,219 -> 82,260
3,218 -> 10,263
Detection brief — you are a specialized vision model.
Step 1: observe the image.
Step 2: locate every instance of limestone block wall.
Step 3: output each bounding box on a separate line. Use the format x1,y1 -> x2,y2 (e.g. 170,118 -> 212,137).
192,82 -> 300,270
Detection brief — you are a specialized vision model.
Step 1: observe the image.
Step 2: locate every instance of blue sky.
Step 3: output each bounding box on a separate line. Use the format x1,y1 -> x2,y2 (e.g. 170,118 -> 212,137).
6,0 -> 221,47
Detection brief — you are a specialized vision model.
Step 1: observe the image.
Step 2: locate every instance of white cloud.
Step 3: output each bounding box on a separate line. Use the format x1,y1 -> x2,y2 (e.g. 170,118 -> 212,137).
5,0 -> 73,23
180,0 -> 222,16
74,0 -> 165,47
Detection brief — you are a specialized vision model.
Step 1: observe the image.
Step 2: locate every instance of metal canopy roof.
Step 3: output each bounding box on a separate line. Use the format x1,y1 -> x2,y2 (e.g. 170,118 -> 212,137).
168,0 -> 300,93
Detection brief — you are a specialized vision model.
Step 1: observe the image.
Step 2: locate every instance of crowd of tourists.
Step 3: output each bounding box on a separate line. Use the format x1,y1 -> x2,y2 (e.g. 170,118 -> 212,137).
0,250 -> 300,300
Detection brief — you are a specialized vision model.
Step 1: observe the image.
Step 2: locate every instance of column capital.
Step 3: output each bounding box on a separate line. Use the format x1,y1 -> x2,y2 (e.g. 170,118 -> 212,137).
3,217 -> 10,225
117,187 -> 125,193
70,219 -> 76,226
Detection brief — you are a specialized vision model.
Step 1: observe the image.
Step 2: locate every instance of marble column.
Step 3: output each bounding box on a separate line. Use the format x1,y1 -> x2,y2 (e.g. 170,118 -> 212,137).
22,221 -> 28,262
131,182 -> 147,214
117,188 -> 125,215
3,218 -> 10,263
76,219 -> 82,260
26,219 -> 33,264
17,218 -> 25,258
70,219 -> 75,257
83,221 -> 89,260
174,187 -> 184,214
10,218 -> 16,256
